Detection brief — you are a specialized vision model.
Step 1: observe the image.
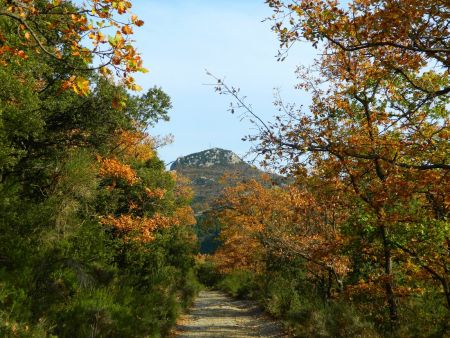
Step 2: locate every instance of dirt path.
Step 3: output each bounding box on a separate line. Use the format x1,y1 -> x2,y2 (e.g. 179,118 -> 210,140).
174,290 -> 285,338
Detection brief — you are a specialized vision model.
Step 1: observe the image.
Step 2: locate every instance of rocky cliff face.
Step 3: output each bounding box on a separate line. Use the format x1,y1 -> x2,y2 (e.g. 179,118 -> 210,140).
170,148 -> 244,170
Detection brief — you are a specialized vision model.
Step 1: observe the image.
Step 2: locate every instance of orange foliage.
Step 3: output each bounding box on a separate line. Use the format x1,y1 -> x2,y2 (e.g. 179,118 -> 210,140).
98,156 -> 138,185
213,179 -> 349,281
114,130 -> 155,162
268,0 -> 448,88
171,172 -> 195,201
100,206 -> 195,243
0,0 -> 147,93
97,130 -> 157,185
173,206 -> 196,226
100,213 -> 177,243
145,187 -> 166,200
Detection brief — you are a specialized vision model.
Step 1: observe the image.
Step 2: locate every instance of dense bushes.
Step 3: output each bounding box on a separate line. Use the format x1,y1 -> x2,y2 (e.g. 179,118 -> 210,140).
208,266 -> 378,337
202,229 -> 450,337
0,123 -> 200,337
206,173 -> 449,337
0,1 -> 200,336
215,267 -> 449,337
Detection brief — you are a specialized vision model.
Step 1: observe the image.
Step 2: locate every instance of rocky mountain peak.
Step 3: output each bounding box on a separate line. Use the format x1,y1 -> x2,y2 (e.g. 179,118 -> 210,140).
170,148 -> 244,170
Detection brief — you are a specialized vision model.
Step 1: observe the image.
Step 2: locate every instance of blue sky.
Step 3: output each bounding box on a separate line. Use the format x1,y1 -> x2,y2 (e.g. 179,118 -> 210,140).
130,1 -> 316,164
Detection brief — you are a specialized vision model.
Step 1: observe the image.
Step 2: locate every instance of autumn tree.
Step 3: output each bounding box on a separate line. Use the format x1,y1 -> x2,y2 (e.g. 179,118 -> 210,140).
97,129 -> 196,244
263,0 -> 449,319
213,178 -> 350,298
211,0 -> 448,330
266,0 -> 449,103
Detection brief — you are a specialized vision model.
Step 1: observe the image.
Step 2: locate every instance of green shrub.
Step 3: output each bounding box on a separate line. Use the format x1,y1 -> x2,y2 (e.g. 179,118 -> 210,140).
53,288 -> 128,338
264,274 -> 298,317
324,302 -> 378,338
395,291 -> 450,337
217,270 -> 257,298
181,269 -> 203,307
215,270 -> 380,338
196,260 -> 222,287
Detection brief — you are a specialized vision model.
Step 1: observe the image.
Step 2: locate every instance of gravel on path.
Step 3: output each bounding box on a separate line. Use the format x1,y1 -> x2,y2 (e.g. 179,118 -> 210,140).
174,290 -> 285,338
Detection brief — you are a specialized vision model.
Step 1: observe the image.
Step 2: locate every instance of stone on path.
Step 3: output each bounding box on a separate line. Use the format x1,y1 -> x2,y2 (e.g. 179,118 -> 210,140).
174,290 -> 285,338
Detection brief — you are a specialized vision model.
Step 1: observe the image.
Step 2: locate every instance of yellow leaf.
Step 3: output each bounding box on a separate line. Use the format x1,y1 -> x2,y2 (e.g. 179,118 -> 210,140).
73,76 -> 90,96
131,84 -> 142,91
100,67 -> 111,76
121,25 -> 133,35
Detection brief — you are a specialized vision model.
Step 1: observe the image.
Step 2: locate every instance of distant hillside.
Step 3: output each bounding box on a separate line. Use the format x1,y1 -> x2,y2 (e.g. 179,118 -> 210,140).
170,148 -> 281,213
171,148 -> 283,253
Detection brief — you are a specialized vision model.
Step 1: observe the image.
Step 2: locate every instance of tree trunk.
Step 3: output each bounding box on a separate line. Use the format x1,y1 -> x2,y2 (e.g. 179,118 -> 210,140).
442,277 -> 450,310
320,275 -> 327,303
381,224 -> 398,323
446,238 -> 450,309
327,269 -> 332,300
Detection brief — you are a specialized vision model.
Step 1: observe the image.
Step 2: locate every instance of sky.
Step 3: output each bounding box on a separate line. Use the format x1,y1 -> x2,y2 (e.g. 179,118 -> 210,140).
130,1 -> 317,165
